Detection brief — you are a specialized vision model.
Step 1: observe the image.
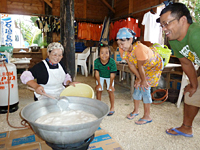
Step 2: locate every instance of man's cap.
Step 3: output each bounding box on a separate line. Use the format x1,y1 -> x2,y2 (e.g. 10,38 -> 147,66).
156,1 -> 174,23
156,18 -> 160,23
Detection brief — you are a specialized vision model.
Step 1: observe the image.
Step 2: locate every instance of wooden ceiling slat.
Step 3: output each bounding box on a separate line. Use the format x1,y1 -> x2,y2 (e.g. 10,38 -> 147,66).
83,0 -> 87,18
44,0 -> 52,8
0,0 -> 7,13
101,0 -> 115,13
129,0 -> 134,14
9,0 -> 42,3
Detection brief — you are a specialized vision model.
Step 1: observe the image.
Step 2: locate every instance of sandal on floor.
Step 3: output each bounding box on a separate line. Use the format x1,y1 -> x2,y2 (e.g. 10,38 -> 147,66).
135,118 -> 152,125
127,113 -> 139,120
166,128 -> 193,137
107,111 -> 115,116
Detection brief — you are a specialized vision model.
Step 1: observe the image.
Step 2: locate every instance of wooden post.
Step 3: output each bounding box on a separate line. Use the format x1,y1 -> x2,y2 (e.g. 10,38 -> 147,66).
60,0 -> 75,80
45,2 -> 53,44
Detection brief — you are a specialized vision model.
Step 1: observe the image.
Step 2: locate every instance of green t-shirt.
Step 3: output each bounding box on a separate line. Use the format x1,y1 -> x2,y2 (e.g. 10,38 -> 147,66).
169,23 -> 200,66
94,57 -> 117,78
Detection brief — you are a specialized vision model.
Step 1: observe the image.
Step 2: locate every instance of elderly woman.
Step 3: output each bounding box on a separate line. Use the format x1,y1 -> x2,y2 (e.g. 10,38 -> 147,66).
20,42 -> 77,100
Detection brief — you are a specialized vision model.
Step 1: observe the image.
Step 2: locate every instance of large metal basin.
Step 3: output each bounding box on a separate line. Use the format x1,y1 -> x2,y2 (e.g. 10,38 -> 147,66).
21,96 -> 109,144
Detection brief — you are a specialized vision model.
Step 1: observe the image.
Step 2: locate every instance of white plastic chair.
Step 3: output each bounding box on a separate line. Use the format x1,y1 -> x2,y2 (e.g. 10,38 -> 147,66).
177,64 -> 199,108
88,47 -> 98,77
75,47 -> 90,77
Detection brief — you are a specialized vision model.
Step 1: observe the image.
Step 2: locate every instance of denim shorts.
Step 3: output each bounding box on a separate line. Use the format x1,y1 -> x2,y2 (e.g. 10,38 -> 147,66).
133,87 -> 152,103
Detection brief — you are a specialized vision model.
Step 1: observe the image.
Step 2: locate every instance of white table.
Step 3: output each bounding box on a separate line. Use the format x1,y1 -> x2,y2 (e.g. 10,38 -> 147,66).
162,63 -> 182,89
11,58 -> 31,71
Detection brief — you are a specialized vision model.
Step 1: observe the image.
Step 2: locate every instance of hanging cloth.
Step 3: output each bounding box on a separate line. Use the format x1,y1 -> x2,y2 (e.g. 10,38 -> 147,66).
74,20 -> 78,39
99,17 -> 110,45
126,17 -> 135,30
90,23 -> 95,41
81,22 -> 89,40
133,20 -> 141,38
86,23 -> 92,40
142,11 -> 161,43
78,22 -> 82,39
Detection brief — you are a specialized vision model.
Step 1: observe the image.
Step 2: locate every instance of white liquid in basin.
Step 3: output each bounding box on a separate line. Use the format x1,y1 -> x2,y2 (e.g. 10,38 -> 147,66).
35,110 -> 98,125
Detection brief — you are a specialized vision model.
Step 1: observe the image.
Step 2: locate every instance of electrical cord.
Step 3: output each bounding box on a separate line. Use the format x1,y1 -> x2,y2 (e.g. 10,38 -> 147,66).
3,60 -> 30,129
151,89 -> 168,105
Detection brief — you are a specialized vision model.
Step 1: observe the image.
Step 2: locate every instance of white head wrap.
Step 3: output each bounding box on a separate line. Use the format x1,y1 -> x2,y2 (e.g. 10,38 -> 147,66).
47,42 -> 64,53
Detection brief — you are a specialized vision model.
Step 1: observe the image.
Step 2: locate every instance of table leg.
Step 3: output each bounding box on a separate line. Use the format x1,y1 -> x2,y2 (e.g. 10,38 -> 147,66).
119,71 -> 122,82
166,72 -> 170,89
126,72 -> 129,84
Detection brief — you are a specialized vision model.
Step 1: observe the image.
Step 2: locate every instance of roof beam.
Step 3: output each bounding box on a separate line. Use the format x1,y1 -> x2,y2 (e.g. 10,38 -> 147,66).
101,0 -> 115,13
44,0 -> 52,8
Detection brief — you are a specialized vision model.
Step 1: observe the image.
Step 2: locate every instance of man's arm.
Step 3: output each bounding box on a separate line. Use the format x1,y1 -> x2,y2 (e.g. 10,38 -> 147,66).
179,57 -> 198,96
137,60 -> 149,91
126,59 -> 140,79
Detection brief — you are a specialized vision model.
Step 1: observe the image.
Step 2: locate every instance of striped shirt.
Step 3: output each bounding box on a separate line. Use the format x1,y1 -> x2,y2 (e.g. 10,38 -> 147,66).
94,57 -> 117,78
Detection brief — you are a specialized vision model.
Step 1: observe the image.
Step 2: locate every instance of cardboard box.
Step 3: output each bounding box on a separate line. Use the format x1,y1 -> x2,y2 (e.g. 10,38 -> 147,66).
88,127 -> 123,150
0,131 -> 9,150
0,127 -> 123,150
0,129 -> 51,150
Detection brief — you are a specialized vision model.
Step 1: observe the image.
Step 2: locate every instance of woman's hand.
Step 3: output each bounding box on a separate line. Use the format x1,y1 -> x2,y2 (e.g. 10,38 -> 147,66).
35,85 -> 46,95
95,84 -> 102,91
134,78 -> 141,89
140,80 -> 149,91
108,86 -> 115,92
69,82 -> 80,87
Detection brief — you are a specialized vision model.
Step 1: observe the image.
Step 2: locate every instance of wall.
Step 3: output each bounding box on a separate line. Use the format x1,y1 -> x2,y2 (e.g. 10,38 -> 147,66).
0,0 -> 164,45
113,0 -> 163,46
2,0 -> 44,15
0,0 -> 110,22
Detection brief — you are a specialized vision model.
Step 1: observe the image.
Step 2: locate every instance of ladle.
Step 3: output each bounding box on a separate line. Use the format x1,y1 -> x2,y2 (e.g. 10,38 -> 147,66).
27,87 -> 69,111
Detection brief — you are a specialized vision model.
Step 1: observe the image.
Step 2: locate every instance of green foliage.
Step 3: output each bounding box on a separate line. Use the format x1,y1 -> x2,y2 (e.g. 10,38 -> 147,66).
193,2 -> 200,23
30,16 -> 39,27
182,0 -> 200,24
32,31 -> 42,46
16,20 -> 33,44
33,33 -> 48,48
15,16 -> 45,47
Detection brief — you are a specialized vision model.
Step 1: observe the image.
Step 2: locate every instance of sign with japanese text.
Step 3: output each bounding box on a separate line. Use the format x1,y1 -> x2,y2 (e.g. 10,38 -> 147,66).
1,14 -> 14,46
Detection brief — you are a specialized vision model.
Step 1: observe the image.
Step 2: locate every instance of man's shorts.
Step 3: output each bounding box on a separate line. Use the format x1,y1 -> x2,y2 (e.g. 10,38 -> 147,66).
185,76 -> 200,107
133,87 -> 152,104
96,77 -> 114,91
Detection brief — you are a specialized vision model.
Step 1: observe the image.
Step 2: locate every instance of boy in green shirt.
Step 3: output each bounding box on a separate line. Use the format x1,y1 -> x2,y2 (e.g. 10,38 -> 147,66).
94,44 -> 117,116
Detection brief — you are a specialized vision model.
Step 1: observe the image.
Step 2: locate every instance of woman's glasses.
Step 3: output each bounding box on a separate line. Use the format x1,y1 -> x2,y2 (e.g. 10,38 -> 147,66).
50,53 -> 63,58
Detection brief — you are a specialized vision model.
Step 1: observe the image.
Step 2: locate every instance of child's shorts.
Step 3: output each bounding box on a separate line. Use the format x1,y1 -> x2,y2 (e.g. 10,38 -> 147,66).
96,77 -> 114,91
133,87 -> 152,103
